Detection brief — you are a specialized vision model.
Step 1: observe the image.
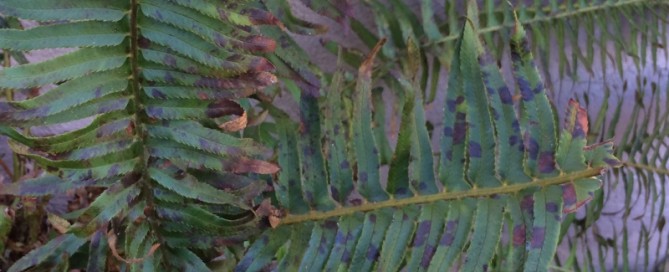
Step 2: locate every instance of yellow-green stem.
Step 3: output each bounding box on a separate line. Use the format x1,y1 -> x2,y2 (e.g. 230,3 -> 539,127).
280,167 -> 603,225
623,161 -> 669,175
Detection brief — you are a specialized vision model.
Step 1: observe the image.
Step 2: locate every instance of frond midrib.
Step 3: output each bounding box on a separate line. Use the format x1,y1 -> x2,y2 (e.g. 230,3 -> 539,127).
279,167 -> 603,225
623,161 -> 669,175
128,0 -> 162,246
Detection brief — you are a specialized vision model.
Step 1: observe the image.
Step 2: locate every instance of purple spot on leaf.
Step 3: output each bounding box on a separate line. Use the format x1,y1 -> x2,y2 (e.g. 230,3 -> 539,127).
538,152 -> 556,173
533,83 -> 544,94
214,33 -> 228,47
359,172 -> 368,182
469,142 -> 482,157
453,121 -> 467,145
107,164 -> 120,176
421,245 -> 436,268
526,138 -> 539,159
394,187 -> 410,197
604,158 -> 622,167
151,88 -> 167,99
94,87 -> 102,98
342,249 -> 351,263
546,202 -> 559,213
324,220 -> 338,230
440,233 -> 455,246
499,86 -> 513,104
509,135 -> 519,146
367,245 -> 379,261
530,227 -> 545,248
447,99 -> 457,112
164,54 -> 177,67
330,187 -> 340,201
512,224 -> 525,246
562,184 -> 577,208
443,127 -> 453,137
521,195 -> 534,212
445,149 -> 453,161
335,232 -> 346,245
439,220 -> 458,246
413,221 -> 432,247
517,78 -> 534,101
153,10 -> 163,20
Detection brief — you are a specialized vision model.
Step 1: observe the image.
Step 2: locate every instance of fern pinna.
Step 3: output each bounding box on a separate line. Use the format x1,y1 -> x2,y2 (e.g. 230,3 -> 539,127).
236,19 -> 621,272
0,0 -> 282,270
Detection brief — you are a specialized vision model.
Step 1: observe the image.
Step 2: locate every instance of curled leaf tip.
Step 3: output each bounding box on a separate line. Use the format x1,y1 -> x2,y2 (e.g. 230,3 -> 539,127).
359,38 -> 386,77
220,111 -> 248,132
255,199 -> 282,228
566,99 -> 589,137
107,230 -> 161,264
253,71 -> 278,88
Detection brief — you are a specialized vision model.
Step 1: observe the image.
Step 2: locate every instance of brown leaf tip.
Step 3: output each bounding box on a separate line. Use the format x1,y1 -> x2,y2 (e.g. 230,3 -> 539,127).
231,157 -> 280,175
244,36 -> 277,53
359,38 -> 387,77
255,199 -> 283,229
220,111 -> 248,132
566,99 -> 589,137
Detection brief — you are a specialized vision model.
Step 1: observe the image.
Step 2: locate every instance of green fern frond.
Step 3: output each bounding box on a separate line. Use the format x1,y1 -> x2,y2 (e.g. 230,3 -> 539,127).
0,0 -> 282,270
237,18 -> 620,272
288,0 -> 668,97
574,75 -> 669,270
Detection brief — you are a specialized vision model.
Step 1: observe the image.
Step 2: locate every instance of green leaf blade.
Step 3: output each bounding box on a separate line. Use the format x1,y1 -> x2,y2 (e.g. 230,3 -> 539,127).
0,21 -> 125,50
148,166 -> 247,207
0,47 -> 127,89
354,41 -> 389,202
0,0 -> 127,22
8,234 -> 87,272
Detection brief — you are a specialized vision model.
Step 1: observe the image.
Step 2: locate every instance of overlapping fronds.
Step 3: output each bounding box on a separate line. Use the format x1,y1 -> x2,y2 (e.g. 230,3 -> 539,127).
0,0 -> 283,270
236,17 -> 621,272
564,75 -> 669,270
285,0 -> 668,100
612,79 -> 669,270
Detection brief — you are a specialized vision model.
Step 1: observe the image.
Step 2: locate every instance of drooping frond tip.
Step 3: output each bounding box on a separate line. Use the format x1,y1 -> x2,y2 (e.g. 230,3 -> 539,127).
359,38 -> 387,78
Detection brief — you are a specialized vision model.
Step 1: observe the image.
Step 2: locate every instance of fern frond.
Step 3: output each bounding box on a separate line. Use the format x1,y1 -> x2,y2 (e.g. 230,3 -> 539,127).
237,17 -> 621,272
571,74 -> 669,270
287,0 -> 668,99
0,0 -> 281,270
